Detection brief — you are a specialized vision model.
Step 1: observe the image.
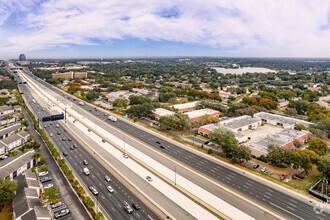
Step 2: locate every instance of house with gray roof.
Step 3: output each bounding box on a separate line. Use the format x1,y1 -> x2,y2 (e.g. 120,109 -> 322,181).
0,123 -> 24,140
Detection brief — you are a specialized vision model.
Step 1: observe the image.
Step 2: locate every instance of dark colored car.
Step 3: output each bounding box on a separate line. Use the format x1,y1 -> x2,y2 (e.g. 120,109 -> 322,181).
63,152 -> 68,156
160,146 -> 165,149
40,176 -> 52,183
253,164 -> 259,169
132,202 -> 140,210
156,141 -> 161,144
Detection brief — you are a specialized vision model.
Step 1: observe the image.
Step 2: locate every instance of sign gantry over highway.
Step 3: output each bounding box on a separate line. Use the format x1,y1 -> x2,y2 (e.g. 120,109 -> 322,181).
42,113 -> 64,122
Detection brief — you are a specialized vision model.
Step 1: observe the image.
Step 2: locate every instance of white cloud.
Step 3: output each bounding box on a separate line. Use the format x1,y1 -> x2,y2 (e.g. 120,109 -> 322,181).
0,0 -> 330,57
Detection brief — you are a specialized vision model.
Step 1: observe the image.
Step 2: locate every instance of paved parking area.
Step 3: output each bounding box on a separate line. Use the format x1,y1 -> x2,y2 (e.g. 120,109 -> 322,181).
241,124 -> 283,143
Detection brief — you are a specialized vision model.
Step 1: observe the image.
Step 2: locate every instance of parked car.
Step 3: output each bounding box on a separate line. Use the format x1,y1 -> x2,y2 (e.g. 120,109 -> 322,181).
54,209 -> 70,219
280,174 -> 287,180
146,176 -> 153,182
39,171 -> 49,177
89,185 -> 98,195
51,201 -> 64,209
124,203 -> 133,214
107,186 -> 114,193
132,202 -> 140,210
105,176 -> 111,182
44,183 -> 53,189
40,176 -> 52,183
253,164 -> 259,169
239,159 -> 245,163
261,167 -> 267,172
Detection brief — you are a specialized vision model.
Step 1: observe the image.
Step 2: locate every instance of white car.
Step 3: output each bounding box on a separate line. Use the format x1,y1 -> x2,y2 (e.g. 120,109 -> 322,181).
146,176 -> 153,182
107,186 -> 114,193
261,167 -> 267,172
44,183 -> 53,189
122,153 -> 129,159
39,171 -> 49,177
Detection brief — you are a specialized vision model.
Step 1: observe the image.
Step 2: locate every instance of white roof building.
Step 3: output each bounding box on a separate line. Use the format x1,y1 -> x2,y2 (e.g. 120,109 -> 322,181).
151,108 -> 175,119
184,108 -> 220,121
170,101 -> 199,112
254,112 -> 313,129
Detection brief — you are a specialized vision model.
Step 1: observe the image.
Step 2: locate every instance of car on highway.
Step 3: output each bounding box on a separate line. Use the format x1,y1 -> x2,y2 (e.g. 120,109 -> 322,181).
107,186 -> 114,193
54,209 -> 70,219
44,125 -> 47,128
63,152 -> 68,156
64,129 -> 67,132
132,202 -> 140,210
123,153 -> 129,159
51,201 -> 64,209
88,128 -> 91,132
57,131 -> 61,135
105,176 -> 111,182
56,124 -> 59,128
39,171 -> 49,177
89,185 -> 98,195
280,174 -> 287,180
40,176 -> 52,183
124,203 -> 133,214
146,176 -> 153,182
156,141 -> 161,144
83,167 -> 90,175
102,139 -> 106,143
253,164 -> 259,169
83,160 -> 88,165
50,122 -> 53,125
70,145 -> 74,150
73,143 -> 78,148
44,183 -> 54,189
104,113 -> 107,116
50,133 -> 53,137
261,167 -> 267,172
62,137 -> 66,141
68,138 -> 71,142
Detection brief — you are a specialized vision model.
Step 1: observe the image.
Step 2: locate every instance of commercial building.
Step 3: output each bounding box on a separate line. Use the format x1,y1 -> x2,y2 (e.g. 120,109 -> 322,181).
13,171 -> 51,220
0,151 -> 37,180
198,123 -> 249,143
151,108 -> 175,120
106,90 -> 134,102
52,71 -> 74,79
219,115 -> 261,133
170,101 -> 199,112
184,108 -> 220,121
247,129 -> 310,155
19,54 -> 26,61
254,112 -> 313,129
74,71 -> 88,79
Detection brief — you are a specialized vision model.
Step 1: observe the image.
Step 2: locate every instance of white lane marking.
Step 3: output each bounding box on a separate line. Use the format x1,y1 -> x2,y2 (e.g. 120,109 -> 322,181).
269,202 -> 304,220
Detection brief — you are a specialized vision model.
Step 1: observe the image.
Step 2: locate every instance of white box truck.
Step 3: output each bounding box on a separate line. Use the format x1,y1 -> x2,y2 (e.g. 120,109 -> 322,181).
83,167 -> 90,175
108,116 -> 117,122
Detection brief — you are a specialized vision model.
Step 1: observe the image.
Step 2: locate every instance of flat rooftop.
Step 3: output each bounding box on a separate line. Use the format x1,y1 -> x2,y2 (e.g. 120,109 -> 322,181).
254,112 -> 313,127
220,115 -> 260,129
170,101 -> 199,110
152,108 -> 175,117
185,108 -> 220,119
0,151 -> 34,179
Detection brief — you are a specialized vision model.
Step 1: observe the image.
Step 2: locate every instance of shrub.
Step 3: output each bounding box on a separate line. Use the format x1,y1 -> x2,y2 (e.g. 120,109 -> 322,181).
41,165 -> 48,172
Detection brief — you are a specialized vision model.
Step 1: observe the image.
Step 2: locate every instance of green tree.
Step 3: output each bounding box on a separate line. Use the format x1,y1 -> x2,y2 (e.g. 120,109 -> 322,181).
317,155 -> 330,179
267,145 -> 295,168
86,90 -> 100,101
42,187 -> 60,203
294,124 -> 306,131
83,196 -> 95,209
0,178 -> 17,209
287,100 -> 310,115
72,180 -> 79,189
95,212 -> 104,220
293,149 -> 320,174
159,113 -> 190,130
77,187 -> 85,197
41,165 -> 48,172
307,138 -> 328,156
10,150 -> 18,157
311,119 -> 330,138
33,152 -> 42,160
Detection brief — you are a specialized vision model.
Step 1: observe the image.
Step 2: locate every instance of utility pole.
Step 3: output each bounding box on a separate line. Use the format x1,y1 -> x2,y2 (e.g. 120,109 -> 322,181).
64,108 -> 67,123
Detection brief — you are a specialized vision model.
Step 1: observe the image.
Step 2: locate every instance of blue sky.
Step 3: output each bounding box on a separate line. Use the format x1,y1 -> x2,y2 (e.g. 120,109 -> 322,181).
0,0 -> 330,59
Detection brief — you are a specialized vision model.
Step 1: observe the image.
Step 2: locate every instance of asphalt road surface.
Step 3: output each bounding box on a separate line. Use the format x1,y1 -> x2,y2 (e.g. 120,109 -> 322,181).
16,76 -> 160,220
19,67 -> 330,220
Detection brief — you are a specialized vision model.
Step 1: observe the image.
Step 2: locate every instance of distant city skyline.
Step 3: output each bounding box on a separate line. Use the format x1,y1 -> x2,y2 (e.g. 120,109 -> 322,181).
1,0 -> 330,58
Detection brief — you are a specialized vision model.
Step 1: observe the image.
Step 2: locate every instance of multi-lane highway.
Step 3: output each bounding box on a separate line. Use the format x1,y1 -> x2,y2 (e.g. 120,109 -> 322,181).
14,71 -> 160,220
17,65 -> 330,220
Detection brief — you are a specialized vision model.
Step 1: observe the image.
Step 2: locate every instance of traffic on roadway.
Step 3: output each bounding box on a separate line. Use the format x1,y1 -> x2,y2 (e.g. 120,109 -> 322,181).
18,66 -> 330,220
15,72 -> 160,220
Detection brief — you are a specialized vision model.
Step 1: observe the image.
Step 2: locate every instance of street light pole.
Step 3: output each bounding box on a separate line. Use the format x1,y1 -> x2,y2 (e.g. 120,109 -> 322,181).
124,136 -> 126,152
64,108 -> 67,123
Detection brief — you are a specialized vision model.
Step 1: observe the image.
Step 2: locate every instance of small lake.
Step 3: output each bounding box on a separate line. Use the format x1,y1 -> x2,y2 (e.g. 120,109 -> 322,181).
212,67 -> 277,75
